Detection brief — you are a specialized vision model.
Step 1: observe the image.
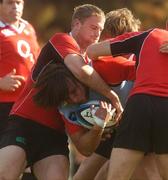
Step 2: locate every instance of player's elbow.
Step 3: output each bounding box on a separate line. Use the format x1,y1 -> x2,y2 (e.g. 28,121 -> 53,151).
75,65 -> 94,83
75,68 -> 88,80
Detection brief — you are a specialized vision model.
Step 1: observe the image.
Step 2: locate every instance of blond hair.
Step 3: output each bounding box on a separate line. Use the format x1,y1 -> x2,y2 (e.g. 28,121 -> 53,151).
72,4 -> 105,25
102,8 -> 141,38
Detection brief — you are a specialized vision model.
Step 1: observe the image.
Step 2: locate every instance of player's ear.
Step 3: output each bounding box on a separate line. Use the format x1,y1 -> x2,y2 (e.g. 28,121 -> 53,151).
72,18 -> 82,30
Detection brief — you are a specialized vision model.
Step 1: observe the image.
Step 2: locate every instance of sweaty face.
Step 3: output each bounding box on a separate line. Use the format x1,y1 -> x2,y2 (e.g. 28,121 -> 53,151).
77,15 -> 105,47
66,80 -> 88,104
0,0 -> 24,24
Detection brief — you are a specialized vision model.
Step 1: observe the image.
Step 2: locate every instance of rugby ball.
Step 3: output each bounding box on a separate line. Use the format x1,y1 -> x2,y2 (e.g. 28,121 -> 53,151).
68,100 -> 116,131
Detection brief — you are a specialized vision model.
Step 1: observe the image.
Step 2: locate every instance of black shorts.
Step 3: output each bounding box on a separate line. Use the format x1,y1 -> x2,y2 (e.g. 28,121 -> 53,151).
0,102 -> 14,130
0,115 -> 69,166
113,94 -> 168,154
95,130 -> 116,158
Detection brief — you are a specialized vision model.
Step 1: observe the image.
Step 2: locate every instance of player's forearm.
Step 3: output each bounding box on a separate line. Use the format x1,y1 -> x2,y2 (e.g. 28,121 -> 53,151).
76,66 -> 123,120
86,40 -> 111,60
64,54 -> 114,100
80,65 -> 115,97
71,125 -> 104,156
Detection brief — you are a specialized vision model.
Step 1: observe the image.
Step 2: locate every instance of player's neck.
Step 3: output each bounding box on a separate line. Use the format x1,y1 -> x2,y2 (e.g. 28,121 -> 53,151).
0,16 -> 20,28
77,39 -> 88,54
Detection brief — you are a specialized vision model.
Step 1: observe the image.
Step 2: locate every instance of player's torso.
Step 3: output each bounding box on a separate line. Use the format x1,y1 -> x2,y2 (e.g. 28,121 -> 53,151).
11,33 -> 81,131
110,29 -> 168,97
0,21 -> 39,77
132,29 -> 168,97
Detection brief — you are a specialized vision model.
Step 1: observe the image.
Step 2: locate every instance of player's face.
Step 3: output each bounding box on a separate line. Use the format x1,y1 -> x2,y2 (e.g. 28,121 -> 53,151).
66,81 -> 88,104
0,0 -> 24,23
77,15 -> 105,46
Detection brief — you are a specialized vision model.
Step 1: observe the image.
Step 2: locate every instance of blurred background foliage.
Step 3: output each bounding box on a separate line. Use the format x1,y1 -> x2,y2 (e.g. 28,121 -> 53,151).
24,0 -> 168,45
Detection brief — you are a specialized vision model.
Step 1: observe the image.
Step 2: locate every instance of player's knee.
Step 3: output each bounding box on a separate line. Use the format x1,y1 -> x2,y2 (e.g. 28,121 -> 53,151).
0,172 -> 17,180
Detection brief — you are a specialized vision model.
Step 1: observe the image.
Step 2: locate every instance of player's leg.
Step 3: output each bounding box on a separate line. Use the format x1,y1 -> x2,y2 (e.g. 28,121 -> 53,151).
33,155 -> 69,180
141,154 -> 162,180
73,153 -> 107,180
107,148 -> 144,180
107,94 -> 153,180
0,117 -> 27,179
95,154 -> 160,180
152,96 -> 168,179
29,122 -> 69,180
74,129 -> 115,180
155,154 -> 168,179
0,146 -> 26,179
94,160 -> 109,180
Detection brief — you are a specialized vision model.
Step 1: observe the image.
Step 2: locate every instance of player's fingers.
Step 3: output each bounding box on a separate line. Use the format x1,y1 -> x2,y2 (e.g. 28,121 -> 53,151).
11,83 -> 20,89
107,103 -> 112,112
99,101 -> 106,109
13,75 -> 25,81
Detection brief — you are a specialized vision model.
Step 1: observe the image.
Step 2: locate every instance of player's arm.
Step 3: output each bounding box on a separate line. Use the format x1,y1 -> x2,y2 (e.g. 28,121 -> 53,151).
86,40 -> 111,60
69,101 -> 112,156
64,54 -> 123,122
93,57 -> 136,84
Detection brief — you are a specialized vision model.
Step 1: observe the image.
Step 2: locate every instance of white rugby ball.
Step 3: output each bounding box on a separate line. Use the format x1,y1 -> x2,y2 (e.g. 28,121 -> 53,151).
74,100 -> 116,131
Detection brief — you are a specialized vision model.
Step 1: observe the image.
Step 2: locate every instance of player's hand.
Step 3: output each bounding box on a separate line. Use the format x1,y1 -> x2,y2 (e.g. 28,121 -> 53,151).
91,101 -> 116,129
160,41 -> 168,53
107,90 -> 123,123
0,69 -> 25,91
95,101 -> 114,123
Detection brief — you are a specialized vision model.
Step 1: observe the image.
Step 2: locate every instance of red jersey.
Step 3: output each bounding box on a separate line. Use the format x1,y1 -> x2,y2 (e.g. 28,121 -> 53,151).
0,19 -> 39,102
92,56 -> 135,84
11,33 -> 82,134
109,28 -> 168,97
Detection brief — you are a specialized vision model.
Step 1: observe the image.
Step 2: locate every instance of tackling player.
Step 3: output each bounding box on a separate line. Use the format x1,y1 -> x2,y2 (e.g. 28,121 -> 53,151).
87,25 -> 168,180
0,4 -> 122,180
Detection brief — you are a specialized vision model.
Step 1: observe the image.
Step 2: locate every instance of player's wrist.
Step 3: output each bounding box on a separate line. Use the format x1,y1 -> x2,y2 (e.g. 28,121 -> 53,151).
92,123 -> 104,131
93,115 -> 106,128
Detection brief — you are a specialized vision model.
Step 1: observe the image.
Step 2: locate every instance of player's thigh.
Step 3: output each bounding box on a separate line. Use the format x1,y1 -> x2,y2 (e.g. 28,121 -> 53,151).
0,145 -> 26,178
95,160 -> 109,180
155,154 -> 168,179
107,148 -> 144,180
33,155 -> 69,180
74,153 -> 107,180
131,154 -> 159,180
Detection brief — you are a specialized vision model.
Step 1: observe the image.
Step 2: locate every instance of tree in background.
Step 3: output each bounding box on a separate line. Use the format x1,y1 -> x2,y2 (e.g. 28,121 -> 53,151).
24,0 -> 168,44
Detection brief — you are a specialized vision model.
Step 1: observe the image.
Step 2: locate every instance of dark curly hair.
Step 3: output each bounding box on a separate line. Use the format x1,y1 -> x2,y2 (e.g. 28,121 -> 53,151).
33,63 -> 79,107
